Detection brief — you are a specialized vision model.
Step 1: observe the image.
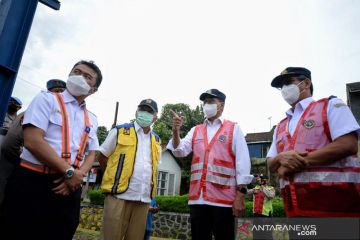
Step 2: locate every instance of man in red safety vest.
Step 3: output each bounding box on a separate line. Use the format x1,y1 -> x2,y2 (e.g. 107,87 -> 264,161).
267,67 -> 360,217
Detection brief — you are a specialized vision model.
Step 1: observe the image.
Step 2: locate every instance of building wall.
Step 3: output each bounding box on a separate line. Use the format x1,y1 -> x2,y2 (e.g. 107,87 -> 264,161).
158,150 -> 182,196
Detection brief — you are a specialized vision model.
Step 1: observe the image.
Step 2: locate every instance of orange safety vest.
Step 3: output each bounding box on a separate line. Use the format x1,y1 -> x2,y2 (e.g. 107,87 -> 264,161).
276,97 -> 360,217
189,120 -> 236,205
20,93 -> 91,173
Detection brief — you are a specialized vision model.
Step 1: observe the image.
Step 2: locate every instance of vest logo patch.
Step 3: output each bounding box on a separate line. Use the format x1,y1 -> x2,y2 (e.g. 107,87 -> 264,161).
123,128 -> 130,135
218,135 -> 226,142
303,119 -> 315,129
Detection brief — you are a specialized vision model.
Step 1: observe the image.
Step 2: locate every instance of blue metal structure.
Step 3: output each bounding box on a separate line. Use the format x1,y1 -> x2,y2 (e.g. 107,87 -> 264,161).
0,0 -> 60,126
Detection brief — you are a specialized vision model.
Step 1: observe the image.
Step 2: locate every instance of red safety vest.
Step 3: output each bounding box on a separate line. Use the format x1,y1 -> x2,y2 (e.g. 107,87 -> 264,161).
189,120 -> 236,205
20,93 -> 91,173
276,97 -> 360,217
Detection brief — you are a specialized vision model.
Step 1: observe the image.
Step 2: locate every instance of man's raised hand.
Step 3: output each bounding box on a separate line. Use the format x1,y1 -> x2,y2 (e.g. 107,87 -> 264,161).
170,109 -> 184,132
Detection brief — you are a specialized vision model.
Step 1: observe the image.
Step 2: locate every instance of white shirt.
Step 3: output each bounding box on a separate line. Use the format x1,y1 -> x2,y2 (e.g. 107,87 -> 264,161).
99,121 -> 155,203
166,116 -> 252,207
21,90 -> 99,166
267,96 -> 360,158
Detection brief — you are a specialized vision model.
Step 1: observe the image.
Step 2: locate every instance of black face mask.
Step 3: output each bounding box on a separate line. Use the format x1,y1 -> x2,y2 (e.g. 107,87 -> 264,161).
8,104 -> 19,113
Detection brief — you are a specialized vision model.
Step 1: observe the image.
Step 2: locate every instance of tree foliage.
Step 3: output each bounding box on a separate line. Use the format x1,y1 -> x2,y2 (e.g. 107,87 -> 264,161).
153,103 -> 204,144
153,103 -> 204,194
96,126 -> 109,145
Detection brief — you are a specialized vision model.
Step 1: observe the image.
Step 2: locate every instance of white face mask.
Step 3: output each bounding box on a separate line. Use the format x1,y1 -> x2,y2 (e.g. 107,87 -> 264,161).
281,81 -> 304,105
203,103 -> 218,119
66,75 -> 91,97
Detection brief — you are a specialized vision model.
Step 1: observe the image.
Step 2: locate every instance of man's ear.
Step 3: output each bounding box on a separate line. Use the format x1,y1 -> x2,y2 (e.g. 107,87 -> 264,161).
89,87 -> 98,94
304,79 -> 311,89
153,115 -> 158,123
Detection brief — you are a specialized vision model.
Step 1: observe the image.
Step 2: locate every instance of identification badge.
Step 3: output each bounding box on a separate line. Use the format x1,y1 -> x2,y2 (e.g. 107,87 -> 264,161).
218,135 -> 226,142
123,128 -> 130,135
303,119 -> 315,129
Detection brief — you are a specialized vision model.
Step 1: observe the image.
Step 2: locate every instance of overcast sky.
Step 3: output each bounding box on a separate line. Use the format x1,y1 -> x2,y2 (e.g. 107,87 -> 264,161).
11,0 -> 360,135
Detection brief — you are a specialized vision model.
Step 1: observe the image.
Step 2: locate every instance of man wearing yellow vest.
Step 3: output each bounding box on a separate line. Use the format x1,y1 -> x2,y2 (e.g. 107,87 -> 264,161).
167,89 -> 252,240
98,99 -> 162,240
247,174 -> 275,217
1,60 -> 102,240
267,67 -> 360,217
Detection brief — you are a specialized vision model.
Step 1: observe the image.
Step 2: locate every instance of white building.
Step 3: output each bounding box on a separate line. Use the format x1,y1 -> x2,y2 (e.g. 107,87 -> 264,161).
157,149 -> 182,196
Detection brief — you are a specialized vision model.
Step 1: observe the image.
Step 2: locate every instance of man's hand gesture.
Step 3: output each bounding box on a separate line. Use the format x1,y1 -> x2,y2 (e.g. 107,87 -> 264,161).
170,109 -> 185,132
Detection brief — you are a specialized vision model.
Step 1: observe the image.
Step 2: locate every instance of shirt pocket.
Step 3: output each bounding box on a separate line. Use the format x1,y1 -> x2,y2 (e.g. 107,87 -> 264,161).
117,135 -> 135,149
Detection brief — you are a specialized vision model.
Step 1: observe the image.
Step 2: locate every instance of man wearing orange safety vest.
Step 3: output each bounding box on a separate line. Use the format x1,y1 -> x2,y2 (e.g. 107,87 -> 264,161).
267,67 -> 360,217
1,60 -> 103,240
167,89 -> 252,240
0,79 -> 66,207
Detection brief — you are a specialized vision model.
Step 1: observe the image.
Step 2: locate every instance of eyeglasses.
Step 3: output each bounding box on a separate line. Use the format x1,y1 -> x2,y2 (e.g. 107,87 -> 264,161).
277,78 -> 305,90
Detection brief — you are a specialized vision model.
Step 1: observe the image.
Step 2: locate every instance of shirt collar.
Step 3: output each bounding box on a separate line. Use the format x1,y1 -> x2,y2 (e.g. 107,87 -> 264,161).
204,116 -> 224,125
61,90 -> 86,107
285,96 -> 314,117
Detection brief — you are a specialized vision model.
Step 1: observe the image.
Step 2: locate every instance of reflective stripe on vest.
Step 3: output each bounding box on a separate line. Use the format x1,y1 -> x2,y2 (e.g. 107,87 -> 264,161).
100,124 -> 162,198
276,97 -> 360,217
189,120 -> 236,205
21,93 -> 90,173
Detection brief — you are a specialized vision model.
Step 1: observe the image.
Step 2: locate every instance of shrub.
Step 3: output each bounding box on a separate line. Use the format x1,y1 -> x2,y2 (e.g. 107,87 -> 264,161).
156,195 -> 189,213
155,195 -> 285,217
88,189 -> 105,205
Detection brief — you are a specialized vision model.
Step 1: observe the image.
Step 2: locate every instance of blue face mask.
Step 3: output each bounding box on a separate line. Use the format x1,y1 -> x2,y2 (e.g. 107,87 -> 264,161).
136,111 -> 154,127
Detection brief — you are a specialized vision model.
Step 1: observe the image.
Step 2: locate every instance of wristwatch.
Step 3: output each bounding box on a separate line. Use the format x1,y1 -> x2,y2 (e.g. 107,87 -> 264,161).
236,186 -> 248,194
64,166 -> 75,179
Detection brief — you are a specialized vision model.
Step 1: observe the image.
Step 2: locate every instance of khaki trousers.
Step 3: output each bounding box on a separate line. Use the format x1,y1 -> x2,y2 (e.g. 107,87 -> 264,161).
101,195 -> 150,240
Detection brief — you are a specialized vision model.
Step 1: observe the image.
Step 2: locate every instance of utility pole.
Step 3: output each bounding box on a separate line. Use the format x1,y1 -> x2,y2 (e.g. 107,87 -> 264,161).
112,101 -> 119,128
0,0 -> 60,126
267,116 -> 272,131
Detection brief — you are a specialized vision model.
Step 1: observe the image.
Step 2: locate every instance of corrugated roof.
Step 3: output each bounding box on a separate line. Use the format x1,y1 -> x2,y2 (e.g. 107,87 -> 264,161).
245,126 -> 275,143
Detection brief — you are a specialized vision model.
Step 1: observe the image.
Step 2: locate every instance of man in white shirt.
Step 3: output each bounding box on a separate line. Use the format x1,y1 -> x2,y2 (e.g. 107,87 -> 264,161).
167,89 -> 252,240
267,67 -> 360,217
1,60 -> 102,240
98,99 -> 162,240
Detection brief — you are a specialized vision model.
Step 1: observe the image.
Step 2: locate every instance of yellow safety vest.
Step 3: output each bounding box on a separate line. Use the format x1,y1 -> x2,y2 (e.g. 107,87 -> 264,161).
101,123 -> 161,198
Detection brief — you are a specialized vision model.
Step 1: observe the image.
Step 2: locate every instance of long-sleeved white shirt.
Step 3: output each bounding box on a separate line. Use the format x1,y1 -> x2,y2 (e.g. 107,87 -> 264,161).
167,116 -> 252,207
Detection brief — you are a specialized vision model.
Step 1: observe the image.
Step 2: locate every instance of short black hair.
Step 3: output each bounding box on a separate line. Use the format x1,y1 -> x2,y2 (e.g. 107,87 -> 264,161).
72,60 -> 103,87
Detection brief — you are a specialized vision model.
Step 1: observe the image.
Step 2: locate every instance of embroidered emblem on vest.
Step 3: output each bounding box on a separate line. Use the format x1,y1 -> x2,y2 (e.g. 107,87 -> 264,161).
218,135 -> 226,142
123,128 -> 130,135
303,119 -> 315,129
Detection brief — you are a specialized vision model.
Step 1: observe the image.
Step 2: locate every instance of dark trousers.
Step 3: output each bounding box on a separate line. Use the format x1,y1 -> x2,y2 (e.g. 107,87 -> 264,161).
190,204 -> 235,240
0,166 -> 81,240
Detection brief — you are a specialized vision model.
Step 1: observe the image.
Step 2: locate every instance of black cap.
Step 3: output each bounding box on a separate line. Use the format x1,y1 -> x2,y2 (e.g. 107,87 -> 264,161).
259,174 -> 269,179
199,89 -> 226,102
138,99 -> 158,113
46,79 -> 66,90
271,67 -> 311,88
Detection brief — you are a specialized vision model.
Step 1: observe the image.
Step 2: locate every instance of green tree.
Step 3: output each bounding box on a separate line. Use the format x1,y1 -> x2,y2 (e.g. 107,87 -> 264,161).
96,126 -> 109,145
153,103 -> 204,194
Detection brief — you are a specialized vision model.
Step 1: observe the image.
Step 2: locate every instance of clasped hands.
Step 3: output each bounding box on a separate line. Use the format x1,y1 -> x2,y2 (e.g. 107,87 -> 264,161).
275,150 -> 309,178
52,169 -> 87,196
